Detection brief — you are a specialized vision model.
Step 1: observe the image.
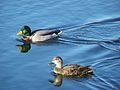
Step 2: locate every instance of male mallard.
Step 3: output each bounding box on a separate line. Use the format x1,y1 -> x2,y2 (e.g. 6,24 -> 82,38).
16,26 -> 61,43
49,56 -> 94,76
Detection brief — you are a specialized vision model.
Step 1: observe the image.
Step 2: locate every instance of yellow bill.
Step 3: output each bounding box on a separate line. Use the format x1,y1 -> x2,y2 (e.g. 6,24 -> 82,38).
16,31 -> 23,36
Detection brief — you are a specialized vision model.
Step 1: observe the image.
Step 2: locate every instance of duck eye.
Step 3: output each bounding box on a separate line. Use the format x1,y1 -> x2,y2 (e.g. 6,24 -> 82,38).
58,60 -> 61,62
23,30 -> 26,33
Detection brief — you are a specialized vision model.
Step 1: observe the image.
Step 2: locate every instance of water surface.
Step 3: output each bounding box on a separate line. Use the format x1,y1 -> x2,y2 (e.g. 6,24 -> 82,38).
0,0 -> 120,90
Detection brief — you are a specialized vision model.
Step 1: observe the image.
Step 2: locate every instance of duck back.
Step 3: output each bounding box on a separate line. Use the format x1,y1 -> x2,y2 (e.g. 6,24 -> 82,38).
62,64 -> 93,76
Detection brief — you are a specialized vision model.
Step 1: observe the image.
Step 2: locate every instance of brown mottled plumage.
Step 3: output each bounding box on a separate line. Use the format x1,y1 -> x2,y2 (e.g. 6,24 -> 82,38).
49,56 -> 94,77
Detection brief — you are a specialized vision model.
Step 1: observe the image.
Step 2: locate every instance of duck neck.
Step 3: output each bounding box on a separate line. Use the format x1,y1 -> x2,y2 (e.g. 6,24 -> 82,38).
54,62 -> 63,74
28,36 -> 32,42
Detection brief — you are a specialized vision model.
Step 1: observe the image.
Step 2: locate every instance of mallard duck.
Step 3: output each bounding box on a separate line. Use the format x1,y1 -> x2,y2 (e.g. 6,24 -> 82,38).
16,26 -> 61,43
49,56 -> 94,76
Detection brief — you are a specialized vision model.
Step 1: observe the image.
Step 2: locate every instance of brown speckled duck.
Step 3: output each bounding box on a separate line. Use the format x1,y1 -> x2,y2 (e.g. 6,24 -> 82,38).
49,56 -> 94,77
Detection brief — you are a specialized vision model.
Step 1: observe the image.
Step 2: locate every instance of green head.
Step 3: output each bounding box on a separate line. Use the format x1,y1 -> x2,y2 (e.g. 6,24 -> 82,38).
16,26 -> 31,36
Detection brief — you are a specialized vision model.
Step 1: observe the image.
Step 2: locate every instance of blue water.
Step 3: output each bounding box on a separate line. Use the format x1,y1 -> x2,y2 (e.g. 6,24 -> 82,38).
0,0 -> 120,90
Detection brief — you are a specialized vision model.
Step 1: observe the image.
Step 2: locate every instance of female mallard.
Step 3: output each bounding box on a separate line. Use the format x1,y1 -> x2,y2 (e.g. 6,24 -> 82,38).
49,56 -> 94,76
16,26 -> 61,43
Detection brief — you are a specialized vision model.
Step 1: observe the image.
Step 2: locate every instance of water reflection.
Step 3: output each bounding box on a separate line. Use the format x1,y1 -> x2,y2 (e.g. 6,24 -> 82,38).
16,37 -> 67,53
48,73 -> 93,87
16,41 -> 31,53
48,73 -> 94,87
49,74 -> 63,87
16,35 -> 120,53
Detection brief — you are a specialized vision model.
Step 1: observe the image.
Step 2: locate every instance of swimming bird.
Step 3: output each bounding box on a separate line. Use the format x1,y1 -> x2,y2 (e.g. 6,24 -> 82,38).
16,26 -> 61,43
49,56 -> 94,77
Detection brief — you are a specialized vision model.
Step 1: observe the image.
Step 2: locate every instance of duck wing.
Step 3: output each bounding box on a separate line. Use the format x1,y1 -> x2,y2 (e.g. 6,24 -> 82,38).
62,64 -> 93,76
31,30 -> 42,35
31,29 -> 61,36
62,64 -> 81,76
63,64 -> 81,70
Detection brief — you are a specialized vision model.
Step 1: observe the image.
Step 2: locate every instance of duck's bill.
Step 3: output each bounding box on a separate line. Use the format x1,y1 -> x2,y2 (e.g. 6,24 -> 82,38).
48,62 -> 54,66
16,31 -> 23,36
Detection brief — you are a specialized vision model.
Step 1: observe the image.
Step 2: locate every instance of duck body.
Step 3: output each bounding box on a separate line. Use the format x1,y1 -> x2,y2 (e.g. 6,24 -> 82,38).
27,29 -> 61,43
54,64 -> 93,76
16,26 -> 61,43
49,56 -> 94,77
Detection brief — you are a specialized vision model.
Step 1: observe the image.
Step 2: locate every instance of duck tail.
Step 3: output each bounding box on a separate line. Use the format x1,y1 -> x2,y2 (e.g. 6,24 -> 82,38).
55,30 -> 62,35
87,69 -> 94,74
86,65 -> 91,67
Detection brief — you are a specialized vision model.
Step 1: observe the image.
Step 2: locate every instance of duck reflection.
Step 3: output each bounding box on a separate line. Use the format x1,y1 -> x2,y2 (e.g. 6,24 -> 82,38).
48,73 -> 93,87
16,37 -> 62,53
48,74 -> 63,87
16,41 -> 31,53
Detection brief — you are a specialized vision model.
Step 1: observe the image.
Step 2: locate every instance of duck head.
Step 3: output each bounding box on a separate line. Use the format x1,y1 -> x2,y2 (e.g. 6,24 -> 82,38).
16,26 -> 31,36
49,56 -> 63,69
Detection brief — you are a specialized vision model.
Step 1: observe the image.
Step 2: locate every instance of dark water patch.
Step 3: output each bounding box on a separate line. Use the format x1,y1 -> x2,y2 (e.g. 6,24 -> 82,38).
45,17 -> 120,32
99,42 -> 120,52
92,56 -> 120,67
86,75 -> 118,90
87,17 -> 120,25
52,18 -> 120,51
51,18 -> 120,41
